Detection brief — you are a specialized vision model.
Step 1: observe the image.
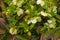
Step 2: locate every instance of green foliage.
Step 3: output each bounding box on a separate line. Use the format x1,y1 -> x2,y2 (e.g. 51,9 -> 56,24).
0,0 -> 59,40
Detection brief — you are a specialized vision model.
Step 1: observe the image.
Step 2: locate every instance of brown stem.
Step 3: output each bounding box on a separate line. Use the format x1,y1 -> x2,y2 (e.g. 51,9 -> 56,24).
40,34 -> 47,40
15,11 -> 27,25
10,35 -> 15,40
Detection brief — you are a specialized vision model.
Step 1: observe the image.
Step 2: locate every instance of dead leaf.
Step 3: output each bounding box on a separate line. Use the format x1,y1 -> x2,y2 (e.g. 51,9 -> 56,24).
0,28 -> 5,34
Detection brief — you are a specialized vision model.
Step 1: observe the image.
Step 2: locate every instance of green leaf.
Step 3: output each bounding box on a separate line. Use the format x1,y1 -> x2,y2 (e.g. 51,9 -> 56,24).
16,35 -> 28,40
19,23 -> 29,29
29,24 -> 35,30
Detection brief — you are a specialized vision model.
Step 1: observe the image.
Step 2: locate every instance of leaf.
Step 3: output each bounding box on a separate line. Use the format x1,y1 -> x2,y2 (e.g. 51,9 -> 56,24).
19,23 -> 28,29
16,35 -> 28,40
4,0 -> 12,4
0,28 -> 5,34
29,24 -> 35,30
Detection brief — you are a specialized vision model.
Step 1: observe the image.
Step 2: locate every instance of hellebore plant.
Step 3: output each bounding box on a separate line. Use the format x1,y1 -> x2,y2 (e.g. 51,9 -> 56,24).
0,0 -> 60,40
